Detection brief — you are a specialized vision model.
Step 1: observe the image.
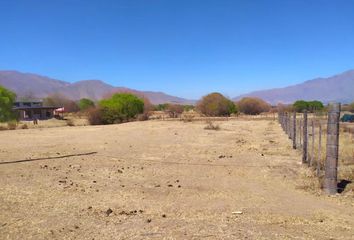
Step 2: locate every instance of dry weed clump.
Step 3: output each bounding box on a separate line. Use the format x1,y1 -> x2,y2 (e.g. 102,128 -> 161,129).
66,119 -> 75,126
204,120 -> 220,130
0,125 -> 8,131
296,167 -> 322,194
181,114 -> 195,122
7,121 -> 17,130
21,124 -> 29,129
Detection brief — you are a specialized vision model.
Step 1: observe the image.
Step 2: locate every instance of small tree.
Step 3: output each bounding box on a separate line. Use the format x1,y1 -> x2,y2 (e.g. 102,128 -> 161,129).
98,93 -> 144,124
78,98 -> 95,111
0,86 -> 16,122
237,97 -> 270,115
197,92 -> 237,116
166,104 -> 184,118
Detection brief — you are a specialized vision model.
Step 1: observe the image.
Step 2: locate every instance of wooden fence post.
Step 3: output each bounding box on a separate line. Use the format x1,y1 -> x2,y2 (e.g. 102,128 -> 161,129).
324,103 -> 341,195
288,113 -> 292,139
293,112 -> 296,149
317,123 -> 322,176
285,112 -> 288,135
299,119 -> 302,148
302,111 -> 308,164
310,120 -> 315,167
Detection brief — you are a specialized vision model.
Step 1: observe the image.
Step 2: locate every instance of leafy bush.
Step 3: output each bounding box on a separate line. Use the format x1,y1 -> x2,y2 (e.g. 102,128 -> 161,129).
92,93 -> 144,125
237,97 -> 270,115
78,98 -> 95,111
0,85 -> 16,122
197,93 -> 237,116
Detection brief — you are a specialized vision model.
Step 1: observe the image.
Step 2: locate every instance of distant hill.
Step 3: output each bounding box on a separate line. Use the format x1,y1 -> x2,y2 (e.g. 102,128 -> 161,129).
234,70 -> 354,104
0,70 -> 194,105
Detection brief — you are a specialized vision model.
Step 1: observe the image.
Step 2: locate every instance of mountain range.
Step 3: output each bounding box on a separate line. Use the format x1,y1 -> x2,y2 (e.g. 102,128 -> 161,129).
0,71 -> 193,105
1,69 -> 354,105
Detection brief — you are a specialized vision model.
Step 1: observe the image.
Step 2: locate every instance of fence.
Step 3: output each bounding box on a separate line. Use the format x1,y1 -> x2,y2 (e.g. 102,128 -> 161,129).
278,103 -> 354,195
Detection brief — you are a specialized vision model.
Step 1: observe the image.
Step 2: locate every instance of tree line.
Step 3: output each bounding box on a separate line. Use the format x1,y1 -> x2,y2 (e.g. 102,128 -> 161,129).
1,84 -> 354,125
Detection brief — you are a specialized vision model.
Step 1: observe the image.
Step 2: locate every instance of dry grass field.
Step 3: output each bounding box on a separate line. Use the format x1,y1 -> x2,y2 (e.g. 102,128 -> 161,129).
0,119 -> 354,239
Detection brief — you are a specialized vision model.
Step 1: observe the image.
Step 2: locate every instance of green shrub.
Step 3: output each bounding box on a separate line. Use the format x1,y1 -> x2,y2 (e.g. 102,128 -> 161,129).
197,93 -> 237,116
78,98 -> 95,111
97,93 -> 144,124
0,85 -> 16,122
237,97 -> 270,115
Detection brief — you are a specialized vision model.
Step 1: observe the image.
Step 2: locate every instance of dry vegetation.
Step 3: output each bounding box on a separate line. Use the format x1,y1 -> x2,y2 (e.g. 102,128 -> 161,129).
0,119 -> 354,239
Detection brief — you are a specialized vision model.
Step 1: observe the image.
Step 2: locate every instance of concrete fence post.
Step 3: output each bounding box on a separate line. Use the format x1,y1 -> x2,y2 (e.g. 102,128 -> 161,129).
324,102 -> 341,195
302,111 -> 308,164
292,112 -> 296,149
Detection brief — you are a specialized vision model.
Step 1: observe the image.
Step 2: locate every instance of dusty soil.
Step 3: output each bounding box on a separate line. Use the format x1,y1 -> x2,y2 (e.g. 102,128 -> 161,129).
0,119 -> 353,239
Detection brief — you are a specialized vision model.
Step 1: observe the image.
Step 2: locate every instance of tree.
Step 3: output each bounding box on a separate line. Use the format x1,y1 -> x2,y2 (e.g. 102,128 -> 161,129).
197,92 -> 237,116
0,86 -> 16,122
308,100 -> 324,112
293,100 -> 309,112
78,98 -> 95,111
43,94 -> 79,112
97,93 -> 144,124
237,97 -> 270,115
293,100 -> 324,113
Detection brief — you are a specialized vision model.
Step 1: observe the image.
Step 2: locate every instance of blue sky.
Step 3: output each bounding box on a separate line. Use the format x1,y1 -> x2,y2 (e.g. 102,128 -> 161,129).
1,0 -> 354,99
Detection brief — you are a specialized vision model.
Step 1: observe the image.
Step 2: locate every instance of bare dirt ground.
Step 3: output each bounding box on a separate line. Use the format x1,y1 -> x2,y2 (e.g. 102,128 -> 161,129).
0,119 -> 353,239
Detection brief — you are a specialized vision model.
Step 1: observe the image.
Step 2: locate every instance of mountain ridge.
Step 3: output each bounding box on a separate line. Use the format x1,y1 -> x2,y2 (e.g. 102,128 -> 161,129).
0,70 -> 195,105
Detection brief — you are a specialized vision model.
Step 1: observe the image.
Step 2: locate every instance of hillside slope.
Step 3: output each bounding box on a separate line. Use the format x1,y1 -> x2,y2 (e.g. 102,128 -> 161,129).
234,70 -> 354,104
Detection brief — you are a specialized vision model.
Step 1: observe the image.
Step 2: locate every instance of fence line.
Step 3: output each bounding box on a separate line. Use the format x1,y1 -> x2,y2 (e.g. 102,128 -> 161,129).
278,103 -> 352,195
